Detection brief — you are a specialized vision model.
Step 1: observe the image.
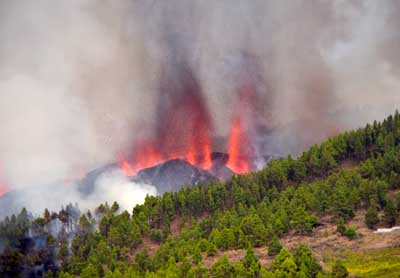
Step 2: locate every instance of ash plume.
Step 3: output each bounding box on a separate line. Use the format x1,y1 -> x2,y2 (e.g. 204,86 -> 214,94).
0,0 -> 400,213
155,58 -> 212,163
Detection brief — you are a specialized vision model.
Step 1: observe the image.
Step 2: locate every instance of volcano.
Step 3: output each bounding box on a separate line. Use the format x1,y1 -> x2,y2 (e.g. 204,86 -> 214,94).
78,153 -> 232,196
131,159 -> 215,194
77,150 -> 280,197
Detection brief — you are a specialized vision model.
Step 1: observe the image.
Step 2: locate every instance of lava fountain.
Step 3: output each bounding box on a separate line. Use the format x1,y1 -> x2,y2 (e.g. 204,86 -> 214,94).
226,117 -> 250,174
120,59 -> 213,175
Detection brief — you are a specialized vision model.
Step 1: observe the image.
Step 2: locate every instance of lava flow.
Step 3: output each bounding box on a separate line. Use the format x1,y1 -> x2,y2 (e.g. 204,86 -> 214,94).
226,117 -> 250,174
186,110 -> 212,170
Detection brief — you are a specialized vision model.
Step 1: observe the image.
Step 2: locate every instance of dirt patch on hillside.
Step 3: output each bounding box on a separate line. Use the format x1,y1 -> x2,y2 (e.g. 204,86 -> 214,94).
201,247 -> 273,268
202,210 -> 400,269
339,160 -> 356,170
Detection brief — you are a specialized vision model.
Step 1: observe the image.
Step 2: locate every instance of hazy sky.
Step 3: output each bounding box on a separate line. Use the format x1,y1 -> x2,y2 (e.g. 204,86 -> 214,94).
0,0 -> 399,191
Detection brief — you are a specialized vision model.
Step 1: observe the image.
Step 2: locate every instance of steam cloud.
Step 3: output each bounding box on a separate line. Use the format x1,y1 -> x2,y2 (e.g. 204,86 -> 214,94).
0,169 -> 157,218
0,1 -> 400,213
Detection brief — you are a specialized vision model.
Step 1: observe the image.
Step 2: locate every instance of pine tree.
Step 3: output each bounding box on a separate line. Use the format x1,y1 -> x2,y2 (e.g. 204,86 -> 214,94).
383,199 -> 397,226
80,264 -> 98,278
211,256 -> 235,278
243,245 -> 261,277
111,201 -> 120,214
293,244 -> 322,277
365,206 -> 379,229
267,236 -> 282,256
336,218 -> 346,236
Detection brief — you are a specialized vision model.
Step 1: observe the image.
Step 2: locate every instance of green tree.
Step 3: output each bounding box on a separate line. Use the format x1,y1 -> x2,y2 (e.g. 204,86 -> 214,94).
80,263 -> 98,278
383,199 -> 397,226
319,142 -> 337,175
211,256 -> 235,278
111,201 -> 120,214
267,237 -> 282,256
365,207 -> 379,229
240,214 -> 267,247
336,218 -> 346,236
58,272 -> 73,278
44,208 -> 51,224
206,241 -> 218,257
108,211 -> 142,248
134,248 -> 152,273
260,268 -> 275,278
343,226 -> 357,240
290,205 -> 318,235
243,245 -> 261,277
58,237 -> 69,271
187,264 -> 209,278
293,244 -> 322,277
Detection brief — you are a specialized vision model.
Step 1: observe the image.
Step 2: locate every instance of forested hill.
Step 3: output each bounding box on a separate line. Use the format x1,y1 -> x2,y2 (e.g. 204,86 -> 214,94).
2,112 -> 400,277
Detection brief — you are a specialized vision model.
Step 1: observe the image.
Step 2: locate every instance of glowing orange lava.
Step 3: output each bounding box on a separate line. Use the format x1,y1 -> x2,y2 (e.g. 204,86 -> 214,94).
0,185 -> 6,196
186,141 -> 197,166
0,168 -> 8,196
134,143 -> 163,171
226,117 -> 250,174
120,137 -> 213,176
120,159 -> 135,176
185,122 -> 212,170
201,143 -> 212,170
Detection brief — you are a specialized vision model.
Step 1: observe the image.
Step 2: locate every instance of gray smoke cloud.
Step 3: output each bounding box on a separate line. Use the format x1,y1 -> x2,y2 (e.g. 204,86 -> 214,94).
0,0 -> 399,208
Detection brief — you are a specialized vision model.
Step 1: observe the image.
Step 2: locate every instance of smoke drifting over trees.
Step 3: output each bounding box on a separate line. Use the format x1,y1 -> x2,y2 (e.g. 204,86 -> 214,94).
0,1 -> 400,210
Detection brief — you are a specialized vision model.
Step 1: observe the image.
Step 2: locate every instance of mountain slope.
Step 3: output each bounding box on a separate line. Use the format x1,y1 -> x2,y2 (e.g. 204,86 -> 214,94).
2,111 -> 400,277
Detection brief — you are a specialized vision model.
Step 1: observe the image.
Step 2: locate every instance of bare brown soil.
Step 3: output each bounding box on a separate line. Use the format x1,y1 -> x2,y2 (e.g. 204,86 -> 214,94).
339,160 -> 357,171
201,210 -> 400,269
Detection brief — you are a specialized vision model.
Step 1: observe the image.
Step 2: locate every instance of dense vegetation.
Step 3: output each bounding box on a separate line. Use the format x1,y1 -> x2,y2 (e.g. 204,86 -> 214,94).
2,111 -> 400,277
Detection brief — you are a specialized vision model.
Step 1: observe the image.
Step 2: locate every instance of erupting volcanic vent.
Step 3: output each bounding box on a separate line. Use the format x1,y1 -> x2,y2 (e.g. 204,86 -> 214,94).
118,54 -> 267,177
117,49 -> 270,177
120,60 -> 213,176
226,117 -> 250,174
226,81 -> 260,173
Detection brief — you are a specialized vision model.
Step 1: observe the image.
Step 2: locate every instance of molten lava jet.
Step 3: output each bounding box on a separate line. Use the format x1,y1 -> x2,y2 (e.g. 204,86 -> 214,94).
226,75 -> 261,174
119,59 -> 213,176
186,107 -> 212,170
120,159 -> 135,176
226,117 -> 250,174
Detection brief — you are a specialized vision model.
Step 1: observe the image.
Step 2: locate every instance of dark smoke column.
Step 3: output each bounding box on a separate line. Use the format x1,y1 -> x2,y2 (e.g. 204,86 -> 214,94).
155,58 -> 213,169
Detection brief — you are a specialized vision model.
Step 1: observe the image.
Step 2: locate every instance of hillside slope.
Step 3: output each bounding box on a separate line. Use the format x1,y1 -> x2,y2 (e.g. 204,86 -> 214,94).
2,111 -> 400,277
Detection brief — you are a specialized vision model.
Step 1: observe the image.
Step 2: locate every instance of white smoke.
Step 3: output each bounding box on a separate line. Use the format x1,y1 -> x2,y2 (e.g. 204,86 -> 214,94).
0,168 -> 157,218
91,169 -> 157,211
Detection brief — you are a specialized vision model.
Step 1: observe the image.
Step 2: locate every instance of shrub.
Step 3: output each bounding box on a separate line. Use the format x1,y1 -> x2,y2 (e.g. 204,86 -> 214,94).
344,227 -> 357,240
